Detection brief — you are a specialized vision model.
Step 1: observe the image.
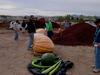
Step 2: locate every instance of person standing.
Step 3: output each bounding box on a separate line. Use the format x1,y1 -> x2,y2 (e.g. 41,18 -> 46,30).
26,16 -> 36,50
13,20 -> 21,41
45,20 -> 54,39
21,20 -> 27,33
63,20 -> 71,30
93,19 -> 100,73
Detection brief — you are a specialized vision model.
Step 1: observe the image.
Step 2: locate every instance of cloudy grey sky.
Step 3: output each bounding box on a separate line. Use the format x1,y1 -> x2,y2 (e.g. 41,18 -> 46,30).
0,0 -> 100,16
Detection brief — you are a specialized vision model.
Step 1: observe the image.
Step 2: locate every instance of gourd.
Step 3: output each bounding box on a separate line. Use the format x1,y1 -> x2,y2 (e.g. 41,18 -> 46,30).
33,33 -> 54,53
36,28 -> 47,35
41,53 -> 57,66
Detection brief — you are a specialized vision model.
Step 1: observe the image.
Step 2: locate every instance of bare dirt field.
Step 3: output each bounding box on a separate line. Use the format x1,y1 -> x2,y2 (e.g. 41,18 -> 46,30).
0,29 -> 99,75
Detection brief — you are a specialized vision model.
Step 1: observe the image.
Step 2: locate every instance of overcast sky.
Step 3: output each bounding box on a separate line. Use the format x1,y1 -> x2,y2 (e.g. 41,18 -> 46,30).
0,0 -> 100,16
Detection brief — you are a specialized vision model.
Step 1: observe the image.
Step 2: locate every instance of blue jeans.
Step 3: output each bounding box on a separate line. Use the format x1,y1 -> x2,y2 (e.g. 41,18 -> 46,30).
47,31 -> 54,39
28,33 -> 34,49
95,47 -> 100,69
14,30 -> 19,41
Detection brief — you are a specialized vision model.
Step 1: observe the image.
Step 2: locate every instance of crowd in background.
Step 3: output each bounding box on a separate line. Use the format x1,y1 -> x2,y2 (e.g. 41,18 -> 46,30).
9,15 -> 72,50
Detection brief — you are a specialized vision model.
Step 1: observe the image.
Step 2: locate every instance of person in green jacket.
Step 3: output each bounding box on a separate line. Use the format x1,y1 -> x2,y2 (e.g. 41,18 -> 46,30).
45,20 -> 54,39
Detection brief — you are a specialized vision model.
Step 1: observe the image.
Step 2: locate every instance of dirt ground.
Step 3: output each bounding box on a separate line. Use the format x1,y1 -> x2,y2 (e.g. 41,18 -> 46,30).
0,29 -> 99,75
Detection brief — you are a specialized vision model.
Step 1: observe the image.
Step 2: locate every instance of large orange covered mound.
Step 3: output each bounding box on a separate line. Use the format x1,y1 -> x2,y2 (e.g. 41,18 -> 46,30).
53,23 -> 96,46
33,33 -> 54,53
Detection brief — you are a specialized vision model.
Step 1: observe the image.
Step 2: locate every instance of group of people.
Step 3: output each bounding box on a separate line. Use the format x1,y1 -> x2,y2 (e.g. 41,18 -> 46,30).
9,16 -> 54,50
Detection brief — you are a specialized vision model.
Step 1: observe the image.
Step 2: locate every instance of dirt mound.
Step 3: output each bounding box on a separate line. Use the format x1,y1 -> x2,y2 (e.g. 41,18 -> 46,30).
53,23 -> 96,46
52,22 -> 60,28
0,23 -> 9,29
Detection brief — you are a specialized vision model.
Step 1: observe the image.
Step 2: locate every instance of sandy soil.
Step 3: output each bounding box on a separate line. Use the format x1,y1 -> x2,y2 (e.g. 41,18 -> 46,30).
0,29 -> 99,75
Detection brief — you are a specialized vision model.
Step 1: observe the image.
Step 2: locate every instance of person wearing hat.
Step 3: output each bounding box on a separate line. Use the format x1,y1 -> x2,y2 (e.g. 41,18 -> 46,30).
93,19 -> 100,73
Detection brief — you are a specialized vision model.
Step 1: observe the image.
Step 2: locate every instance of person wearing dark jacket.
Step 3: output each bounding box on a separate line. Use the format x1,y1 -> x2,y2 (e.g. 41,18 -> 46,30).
21,20 -> 27,33
93,19 -> 100,73
26,18 -> 36,50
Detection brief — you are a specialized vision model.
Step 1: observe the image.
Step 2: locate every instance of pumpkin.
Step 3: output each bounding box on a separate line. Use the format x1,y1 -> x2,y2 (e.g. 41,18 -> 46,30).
36,28 -> 47,35
33,33 -> 54,53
